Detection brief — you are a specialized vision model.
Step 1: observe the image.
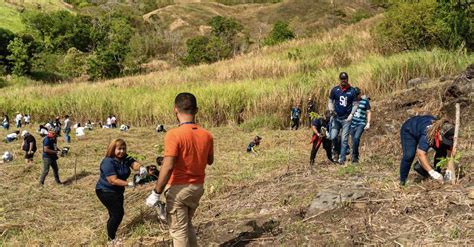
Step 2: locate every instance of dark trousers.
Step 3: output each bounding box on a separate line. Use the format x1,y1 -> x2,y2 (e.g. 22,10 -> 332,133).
400,124 -> 447,184
291,118 -> 300,130
350,124 -> 365,162
39,157 -> 61,184
64,128 -> 71,143
310,136 -> 333,164
96,189 -> 125,241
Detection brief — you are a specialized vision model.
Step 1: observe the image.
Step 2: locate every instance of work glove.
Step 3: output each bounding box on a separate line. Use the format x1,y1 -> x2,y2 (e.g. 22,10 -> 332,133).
444,170 -> 454,181
345,114 -> 353,122
127,181 -> 135,188
139,166 -> 147,179
146,190 -> 161,207
428,170 -> 443,181
364,123 -> 370,130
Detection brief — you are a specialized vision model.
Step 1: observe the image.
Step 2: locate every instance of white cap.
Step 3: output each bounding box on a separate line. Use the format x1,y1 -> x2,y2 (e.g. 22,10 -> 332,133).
21,130 -> 28,137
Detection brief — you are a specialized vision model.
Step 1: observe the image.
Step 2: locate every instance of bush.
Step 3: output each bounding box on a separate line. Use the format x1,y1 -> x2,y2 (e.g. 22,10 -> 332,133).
7,37 -> 32,76
374,0 -> 473,53
181,36 -> 211,65
263,20 -> 295,46
61,48 -> 87,78
351,9 -> 372,24
182,16 -> 245,65
0,28 -> 15,74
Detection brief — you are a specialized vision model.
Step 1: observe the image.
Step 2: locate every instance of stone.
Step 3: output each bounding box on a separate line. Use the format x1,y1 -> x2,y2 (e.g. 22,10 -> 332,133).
407,78 -> 428,88
468,190 -> 474,200
307,187 -> 368,217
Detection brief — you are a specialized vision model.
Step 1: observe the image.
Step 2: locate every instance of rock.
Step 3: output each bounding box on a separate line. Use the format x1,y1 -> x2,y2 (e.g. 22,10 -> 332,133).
307,187 -> 368,217
468,190 -> 474,200
259,208 -> 270,215
407,78 -> 428,88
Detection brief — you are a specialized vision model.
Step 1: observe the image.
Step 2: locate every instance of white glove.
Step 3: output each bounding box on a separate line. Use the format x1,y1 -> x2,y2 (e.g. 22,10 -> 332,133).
444,170 -> 453,181
428,170 -> 443,181
127,181 -> 135,188
146,190 -> 161,207
139,166 -> 147,178
345,114 -> 353,122
364,123 -> 370,130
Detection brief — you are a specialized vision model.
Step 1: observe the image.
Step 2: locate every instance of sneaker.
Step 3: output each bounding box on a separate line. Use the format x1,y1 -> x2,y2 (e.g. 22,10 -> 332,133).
352,159 -> 359,164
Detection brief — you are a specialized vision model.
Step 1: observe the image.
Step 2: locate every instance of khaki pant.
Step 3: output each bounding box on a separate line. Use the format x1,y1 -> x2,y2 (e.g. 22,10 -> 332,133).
164,184 -> 204,247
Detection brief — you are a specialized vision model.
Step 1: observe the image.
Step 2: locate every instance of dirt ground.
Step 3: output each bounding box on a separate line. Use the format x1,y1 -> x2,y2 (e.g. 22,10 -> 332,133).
0,70 -> 473,246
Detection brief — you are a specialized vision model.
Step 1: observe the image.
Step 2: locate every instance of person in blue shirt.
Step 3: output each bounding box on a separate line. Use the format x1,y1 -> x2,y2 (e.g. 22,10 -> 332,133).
290,103 -> 302,130
399,116 -> 455,186
39,130 -> 62,185
350,88 -> 371,163
95,138 -> 146,244
327,72 -> 358,164
309,110 -> 333,167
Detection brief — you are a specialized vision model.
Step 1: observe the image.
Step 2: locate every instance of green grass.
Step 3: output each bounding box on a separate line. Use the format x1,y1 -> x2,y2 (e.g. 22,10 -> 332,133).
0,0 -> 70,33
0,2 -> 24,33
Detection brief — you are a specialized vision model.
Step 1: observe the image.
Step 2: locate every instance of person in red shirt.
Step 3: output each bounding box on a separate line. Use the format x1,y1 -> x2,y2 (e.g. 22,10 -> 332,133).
146,92 -> 214,247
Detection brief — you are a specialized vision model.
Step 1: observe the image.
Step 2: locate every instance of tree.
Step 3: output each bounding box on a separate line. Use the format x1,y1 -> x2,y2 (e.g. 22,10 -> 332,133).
209,16 -> 243,43
374,0 -> 473,53
0,28 -> 15,74
181,36 -> 211,65
7,37 -> 32,76
23,11 -> 94,53
263,20 -> 295,46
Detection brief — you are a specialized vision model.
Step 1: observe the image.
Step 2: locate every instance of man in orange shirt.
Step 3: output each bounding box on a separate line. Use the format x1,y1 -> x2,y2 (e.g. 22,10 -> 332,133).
146,92 -> 214,247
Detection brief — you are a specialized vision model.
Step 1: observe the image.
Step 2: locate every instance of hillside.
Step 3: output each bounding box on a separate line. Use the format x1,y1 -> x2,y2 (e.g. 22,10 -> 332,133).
0,15 -> 472,128
0,0 -> 70,32
0,66 -> 472,245
143,0 -> 379,45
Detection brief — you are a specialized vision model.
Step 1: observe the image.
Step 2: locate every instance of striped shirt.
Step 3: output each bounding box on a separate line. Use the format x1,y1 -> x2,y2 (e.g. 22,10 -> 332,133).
351,97 -> 371,127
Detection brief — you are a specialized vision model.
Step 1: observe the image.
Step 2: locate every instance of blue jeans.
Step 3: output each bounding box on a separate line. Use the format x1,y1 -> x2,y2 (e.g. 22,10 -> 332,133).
64,128 -> 71,143
330,117 -> 351,162
350,124 -> 365,162
400,124 -> 416,184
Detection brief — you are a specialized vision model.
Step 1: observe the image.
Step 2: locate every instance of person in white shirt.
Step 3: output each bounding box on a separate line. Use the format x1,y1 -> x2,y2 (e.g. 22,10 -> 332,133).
5,130 -> 20,143
15,112 -> 23,128
24,114 -> 31,125
38,125 -> 49,137
106,116 -> 112,128
119,124 -> 129,132
64,115 -> 72,143
1,151 -> 13,163
75,123 -> 86,139
111,115 -> 117,128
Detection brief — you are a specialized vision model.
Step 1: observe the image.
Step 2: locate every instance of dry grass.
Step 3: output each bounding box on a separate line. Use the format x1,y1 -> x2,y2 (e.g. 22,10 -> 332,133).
0,79 -> 473,245
1,16 -> 472,128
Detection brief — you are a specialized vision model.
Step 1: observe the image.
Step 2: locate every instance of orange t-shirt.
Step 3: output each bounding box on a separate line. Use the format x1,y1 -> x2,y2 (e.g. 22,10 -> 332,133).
164,123 -> 214,185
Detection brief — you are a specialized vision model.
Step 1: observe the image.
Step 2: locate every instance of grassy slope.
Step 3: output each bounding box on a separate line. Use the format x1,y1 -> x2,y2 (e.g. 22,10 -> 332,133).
0,2 -> 24,33
0,16 -> 472,127
0,80 -> 472,245
144,0 -> 377,39
0,0 -> 69,33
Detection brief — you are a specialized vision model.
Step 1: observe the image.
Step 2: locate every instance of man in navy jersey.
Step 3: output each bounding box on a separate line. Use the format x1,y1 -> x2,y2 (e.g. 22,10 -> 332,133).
350,87 -> 371,163
327,72 -> 358,164
399,116 -> 454,186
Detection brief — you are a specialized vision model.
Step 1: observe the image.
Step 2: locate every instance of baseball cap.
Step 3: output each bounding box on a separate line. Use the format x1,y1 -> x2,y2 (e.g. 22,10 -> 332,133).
339,72 -> 349,80
440,122 -> 455,147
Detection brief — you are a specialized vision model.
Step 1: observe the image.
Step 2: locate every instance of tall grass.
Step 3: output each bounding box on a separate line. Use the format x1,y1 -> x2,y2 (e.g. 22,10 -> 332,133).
0,17 -> 472,127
